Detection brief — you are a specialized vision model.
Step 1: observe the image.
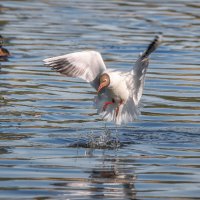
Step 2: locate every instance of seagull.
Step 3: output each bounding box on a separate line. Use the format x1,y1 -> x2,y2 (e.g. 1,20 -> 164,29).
44,34 -> 162,125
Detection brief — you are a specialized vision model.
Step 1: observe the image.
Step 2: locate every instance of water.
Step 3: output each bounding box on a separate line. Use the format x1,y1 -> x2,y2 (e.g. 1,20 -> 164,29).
0,0 -> 200,199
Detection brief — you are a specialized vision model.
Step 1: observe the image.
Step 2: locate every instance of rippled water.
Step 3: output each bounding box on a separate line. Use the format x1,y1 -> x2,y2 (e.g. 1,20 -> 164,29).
0,0 -> 200,199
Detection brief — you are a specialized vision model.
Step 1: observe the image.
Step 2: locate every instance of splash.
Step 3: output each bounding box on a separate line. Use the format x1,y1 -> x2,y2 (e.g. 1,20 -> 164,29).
69,126 -> 121,149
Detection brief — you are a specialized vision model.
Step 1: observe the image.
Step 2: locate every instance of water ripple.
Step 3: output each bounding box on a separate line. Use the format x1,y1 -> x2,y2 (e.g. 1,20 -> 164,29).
0,0 -> 200,199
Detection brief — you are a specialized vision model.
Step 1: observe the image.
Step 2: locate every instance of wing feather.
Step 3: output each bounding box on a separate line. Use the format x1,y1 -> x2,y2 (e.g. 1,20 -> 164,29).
126,34 -> 162,105
43,51 -> 107,90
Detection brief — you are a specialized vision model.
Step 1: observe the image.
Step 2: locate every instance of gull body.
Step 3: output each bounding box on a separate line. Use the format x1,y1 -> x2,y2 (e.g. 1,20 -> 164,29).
44,35 -> 162,125
104,70 -> 129,103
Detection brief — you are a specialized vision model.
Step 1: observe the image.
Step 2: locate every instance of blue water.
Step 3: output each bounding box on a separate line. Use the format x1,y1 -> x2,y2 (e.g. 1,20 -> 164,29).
0,0 -> 200,199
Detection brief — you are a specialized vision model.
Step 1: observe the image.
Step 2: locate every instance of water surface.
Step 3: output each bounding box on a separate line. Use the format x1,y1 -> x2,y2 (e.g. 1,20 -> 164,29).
0,0 -> 200,199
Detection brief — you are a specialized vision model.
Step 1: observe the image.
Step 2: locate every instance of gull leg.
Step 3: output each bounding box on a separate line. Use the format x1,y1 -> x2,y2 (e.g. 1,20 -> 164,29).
103,101 -> 114,111
102,98 -> 115,111
115,100 -> 123,117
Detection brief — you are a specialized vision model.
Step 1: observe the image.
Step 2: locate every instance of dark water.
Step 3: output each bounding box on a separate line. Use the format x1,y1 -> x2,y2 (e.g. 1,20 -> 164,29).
0,0 -> 200,199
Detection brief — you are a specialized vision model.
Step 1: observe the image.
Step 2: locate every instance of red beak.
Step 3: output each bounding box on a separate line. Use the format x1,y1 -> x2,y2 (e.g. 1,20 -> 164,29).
97,82 -> 107,93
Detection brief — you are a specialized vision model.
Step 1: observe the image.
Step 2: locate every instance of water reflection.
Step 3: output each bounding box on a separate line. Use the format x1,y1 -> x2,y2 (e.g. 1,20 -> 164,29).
54,153 -> 137,200
88,164 -> 136,199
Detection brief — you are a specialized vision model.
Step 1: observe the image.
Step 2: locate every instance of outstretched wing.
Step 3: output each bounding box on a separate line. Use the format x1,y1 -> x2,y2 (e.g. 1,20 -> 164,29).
43,51 -> 107,90
126,34 -> 162,105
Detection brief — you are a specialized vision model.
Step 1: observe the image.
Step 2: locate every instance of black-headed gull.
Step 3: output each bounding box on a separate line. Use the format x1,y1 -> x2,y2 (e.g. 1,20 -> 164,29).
44,34 -> 162,125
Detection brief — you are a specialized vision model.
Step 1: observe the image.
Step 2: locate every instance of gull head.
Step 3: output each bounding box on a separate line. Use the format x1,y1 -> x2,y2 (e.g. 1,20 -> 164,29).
97,73 -> 110,93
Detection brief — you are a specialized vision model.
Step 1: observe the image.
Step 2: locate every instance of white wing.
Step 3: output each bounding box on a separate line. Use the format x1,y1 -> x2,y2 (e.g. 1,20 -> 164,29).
126,34 -> 162,105
43,51 -> 107,90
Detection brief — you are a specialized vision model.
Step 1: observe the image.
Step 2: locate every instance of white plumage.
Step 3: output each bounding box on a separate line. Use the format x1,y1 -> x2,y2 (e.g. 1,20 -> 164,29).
43,34 -> 162,125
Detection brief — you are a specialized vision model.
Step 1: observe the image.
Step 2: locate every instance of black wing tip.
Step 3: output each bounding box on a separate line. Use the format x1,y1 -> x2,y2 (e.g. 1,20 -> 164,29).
154,32 -> 163,44
45,58 -> 65,69
142,33 -> 163,59
43,56 -> 85,77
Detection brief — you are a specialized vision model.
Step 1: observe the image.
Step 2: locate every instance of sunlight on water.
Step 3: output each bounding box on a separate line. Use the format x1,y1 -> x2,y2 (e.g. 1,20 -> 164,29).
0,0 -> 200,199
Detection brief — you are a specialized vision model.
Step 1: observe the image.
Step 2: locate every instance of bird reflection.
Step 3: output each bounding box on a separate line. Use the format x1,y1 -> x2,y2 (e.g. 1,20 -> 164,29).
88,161 -> 137,200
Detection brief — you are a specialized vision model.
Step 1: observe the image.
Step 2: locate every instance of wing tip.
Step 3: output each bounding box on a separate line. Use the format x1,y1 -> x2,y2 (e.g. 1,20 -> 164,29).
43,57 -> 56,66
43,56 -> 61,65
43,54 -> 71,65
155,32 -> 163,45
141,33 -> 163,58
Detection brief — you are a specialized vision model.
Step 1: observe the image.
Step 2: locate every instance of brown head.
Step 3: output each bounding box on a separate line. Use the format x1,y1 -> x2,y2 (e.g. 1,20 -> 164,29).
97,73 -> 110,93
0,35 -> 10,58
0,48 -> 10,57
